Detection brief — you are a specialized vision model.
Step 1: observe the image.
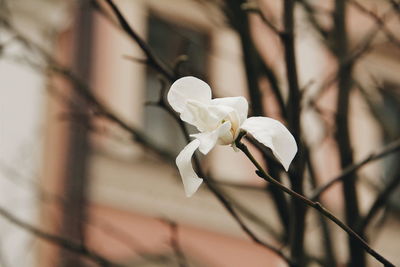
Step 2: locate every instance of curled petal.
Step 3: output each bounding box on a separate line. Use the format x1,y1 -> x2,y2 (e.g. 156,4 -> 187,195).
191,121 -> 232,154
241,117 -> 297,171
211,96 -> 249,125
181,100 -> 234,132
167,76 -> 212,113
176,139 -> 203,197
181,100 -> 221,131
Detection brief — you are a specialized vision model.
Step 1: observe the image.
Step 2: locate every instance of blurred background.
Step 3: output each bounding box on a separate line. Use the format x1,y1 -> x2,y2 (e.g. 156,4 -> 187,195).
0,0 -> 399,266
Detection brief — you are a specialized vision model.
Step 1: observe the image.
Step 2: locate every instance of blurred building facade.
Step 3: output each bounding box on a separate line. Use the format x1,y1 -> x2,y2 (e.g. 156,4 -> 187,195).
0,0 -> 399,267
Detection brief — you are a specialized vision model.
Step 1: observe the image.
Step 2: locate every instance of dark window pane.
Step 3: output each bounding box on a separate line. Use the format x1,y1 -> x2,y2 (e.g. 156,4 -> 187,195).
143,15 -> 209,155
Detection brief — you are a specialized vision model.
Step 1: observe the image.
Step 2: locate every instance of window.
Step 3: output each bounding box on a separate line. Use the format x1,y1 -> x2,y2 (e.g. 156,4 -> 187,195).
143,15 -> 209,155
379,82 -> 400,208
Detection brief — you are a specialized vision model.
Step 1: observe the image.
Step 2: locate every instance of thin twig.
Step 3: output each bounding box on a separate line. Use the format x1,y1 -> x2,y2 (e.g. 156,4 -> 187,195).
387,0 -> 400,22
358,173 -> 400,232
305,149 -> 336,267
295,0 -> 330,42
235,134 -> 395,267
0,19 -> 175,163
192,154 -> 293,265
308,7 -> 394,107
241,2 -> 281,35
99,0 -> 174,80
350,0 -> 400,48
0,159 -> 187,265
164,220 -> 189,267
310,138 -> 400,200
0,206 -> 121,267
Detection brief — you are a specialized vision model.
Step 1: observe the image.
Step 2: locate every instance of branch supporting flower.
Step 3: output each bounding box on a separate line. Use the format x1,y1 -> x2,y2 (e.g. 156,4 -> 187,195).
234,133 -> 395,267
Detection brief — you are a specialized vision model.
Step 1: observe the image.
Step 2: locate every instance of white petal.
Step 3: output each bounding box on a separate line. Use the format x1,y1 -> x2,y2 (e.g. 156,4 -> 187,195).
167,76 -> 212,113
211,97 -> 249,125
176,139 -> 203,197
241,117 -> 297,171
191,121 -> 232,154
181,100 -> 232,132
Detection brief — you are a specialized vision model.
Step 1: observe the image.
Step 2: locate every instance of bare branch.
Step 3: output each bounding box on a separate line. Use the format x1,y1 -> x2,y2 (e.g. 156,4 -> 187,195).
97,0 -> 175,80
305,149 -> 336,267
0,19 -> 176,163
358,173 -> 400,232
241,1 -> 281,35
164,220 -> 189,267
310,138 -> 400,200
235,135 -> 395,267
387,0 -> 400,22
193,161 -> 294,265
0,206 -> 121,267
349,0 -> 400,48
225,1 -> 291,239
308,7 -> 394,107
281,0 -> 306,265
295,0 -> 330,42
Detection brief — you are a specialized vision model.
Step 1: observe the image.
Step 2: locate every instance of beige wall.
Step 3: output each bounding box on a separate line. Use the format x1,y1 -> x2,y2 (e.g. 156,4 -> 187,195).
1,0 -> 391,266
85,0 -> 400,266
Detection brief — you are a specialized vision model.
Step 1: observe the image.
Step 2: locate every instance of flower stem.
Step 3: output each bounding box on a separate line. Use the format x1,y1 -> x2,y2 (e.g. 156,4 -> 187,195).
235,135 -> 394,267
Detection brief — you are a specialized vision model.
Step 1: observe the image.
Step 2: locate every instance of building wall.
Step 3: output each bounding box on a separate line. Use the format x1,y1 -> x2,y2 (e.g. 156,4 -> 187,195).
0,1 -> 69,266
1,0 -> 399,266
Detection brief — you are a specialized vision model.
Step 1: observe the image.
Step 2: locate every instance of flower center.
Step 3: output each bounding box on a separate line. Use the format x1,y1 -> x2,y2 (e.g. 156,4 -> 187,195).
218,118 -> 236,145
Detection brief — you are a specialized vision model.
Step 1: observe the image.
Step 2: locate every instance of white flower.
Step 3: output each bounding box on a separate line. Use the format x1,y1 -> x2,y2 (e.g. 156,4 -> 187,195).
168,76 -> 297,197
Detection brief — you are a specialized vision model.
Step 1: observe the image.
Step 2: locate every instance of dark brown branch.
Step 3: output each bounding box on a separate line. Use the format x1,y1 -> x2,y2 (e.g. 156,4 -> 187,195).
349,0 -> 400,48
191,156 -> 293,265
295,0 -> 330,42
309,7 -> 394,107
0,206 -> 121,267
210,180 -> 265,191
358,173 -> 400,232
333,0 -> 364,263
259,62 -> 287,119
282,1 -> 306,265
241,2 -> 281,35
164,220 -> 189,267
50,65 -> 176,162
0,159 -> 191,265
99,0 -> 174,80
305,150 -> 336,267
282,0 -> 301,138
0,19 -> 176,163
225,0 -> 290,238
235,135 -> 395,267
310,138 -> 400,200
387,0 -> 400,22
245,136 -> 292,240
239,2 -> 288,118
226,0 -> 265,117
219,190 -> 283,241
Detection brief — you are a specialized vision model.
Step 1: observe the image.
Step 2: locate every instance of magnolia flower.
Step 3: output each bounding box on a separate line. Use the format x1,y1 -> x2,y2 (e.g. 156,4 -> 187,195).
168,76 -> 297,197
